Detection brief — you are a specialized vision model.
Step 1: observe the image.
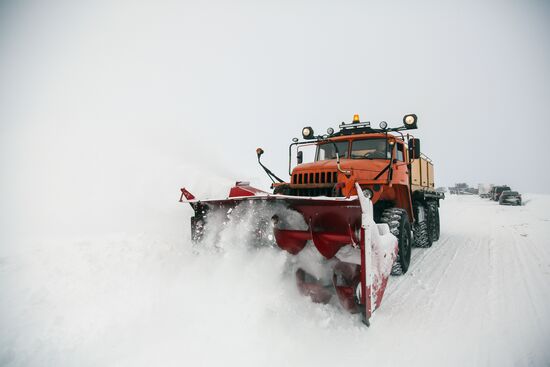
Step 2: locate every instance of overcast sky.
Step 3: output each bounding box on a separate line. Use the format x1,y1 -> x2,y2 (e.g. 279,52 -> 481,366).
1,0 -> 549,238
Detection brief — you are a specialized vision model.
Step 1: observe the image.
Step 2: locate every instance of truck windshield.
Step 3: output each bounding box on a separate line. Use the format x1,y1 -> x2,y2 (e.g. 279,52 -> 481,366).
316,141 -> 349,161
351,138 -> 390,159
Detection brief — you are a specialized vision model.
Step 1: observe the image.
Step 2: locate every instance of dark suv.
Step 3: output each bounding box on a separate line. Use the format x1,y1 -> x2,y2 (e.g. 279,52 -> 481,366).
492,185 -> 511,201
499,191 -> 522,206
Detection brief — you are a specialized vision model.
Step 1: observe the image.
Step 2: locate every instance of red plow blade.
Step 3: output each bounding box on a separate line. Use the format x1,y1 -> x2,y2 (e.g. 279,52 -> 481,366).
180,182 -> 398,325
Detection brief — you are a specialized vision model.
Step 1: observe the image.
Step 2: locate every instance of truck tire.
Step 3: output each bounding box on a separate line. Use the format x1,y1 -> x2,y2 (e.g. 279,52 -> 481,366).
380,208 -> 412,275
413,202 -> 432,248
427,201 -> 440,241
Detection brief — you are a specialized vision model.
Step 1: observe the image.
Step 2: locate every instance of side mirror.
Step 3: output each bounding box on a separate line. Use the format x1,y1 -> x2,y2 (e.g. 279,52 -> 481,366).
409,138 -> 421,159
297,150 -> 303,164
256,148 -> 264,160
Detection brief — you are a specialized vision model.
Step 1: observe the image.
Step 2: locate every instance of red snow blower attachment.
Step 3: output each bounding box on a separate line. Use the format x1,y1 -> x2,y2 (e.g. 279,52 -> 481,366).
180,182 -> 397,325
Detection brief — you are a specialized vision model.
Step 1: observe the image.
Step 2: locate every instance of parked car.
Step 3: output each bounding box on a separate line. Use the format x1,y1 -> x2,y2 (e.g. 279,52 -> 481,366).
492,185 -> 511,201
499,190 -> 522,206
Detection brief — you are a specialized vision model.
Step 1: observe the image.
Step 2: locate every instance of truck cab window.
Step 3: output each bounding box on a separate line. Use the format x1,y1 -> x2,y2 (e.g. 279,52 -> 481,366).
351,139 -> 390,159
316,141 -> 349,161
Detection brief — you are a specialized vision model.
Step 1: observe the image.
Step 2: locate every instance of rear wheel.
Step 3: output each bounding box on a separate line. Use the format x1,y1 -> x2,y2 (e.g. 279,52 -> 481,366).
380,208 -> 412,275
413,202 -> 432,248
427,201 -> 440,241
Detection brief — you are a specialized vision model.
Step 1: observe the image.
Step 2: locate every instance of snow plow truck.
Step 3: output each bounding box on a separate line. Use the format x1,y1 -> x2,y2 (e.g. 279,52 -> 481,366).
180,114 -> 444,326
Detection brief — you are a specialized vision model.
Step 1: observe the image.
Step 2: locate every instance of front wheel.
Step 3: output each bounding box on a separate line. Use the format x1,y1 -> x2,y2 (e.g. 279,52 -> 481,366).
380,208 -> 412,275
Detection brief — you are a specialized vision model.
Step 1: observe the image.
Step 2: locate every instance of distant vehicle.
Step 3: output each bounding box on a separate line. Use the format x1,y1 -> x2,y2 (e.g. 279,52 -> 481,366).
466,187 -> 479,195
449,183 -> 476,195
492,185 -> 511,201
478,184 -> 493,198
499,191 -> 522,206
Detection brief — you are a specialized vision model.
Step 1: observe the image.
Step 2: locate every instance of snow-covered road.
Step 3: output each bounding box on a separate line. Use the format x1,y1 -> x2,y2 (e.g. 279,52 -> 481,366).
373,195 -> 550,366
1,195 -> 549,366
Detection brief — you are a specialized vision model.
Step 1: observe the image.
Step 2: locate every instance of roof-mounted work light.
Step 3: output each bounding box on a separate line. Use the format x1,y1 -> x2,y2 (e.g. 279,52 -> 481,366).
403,114 -> 418,129
302,126 -> 315,139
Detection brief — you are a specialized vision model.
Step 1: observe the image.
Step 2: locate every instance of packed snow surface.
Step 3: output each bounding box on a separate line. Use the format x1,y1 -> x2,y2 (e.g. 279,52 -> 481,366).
1,195 -> 550,366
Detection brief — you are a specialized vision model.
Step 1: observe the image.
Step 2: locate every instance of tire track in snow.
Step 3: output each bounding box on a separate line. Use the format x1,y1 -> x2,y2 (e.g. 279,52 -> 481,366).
382,234 -> 457,313
505,224 -> 549,334
376,198 -> 531,359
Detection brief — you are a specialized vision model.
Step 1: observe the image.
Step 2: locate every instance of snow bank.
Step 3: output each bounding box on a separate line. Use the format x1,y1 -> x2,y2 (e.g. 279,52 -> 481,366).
0,222 -> 366,367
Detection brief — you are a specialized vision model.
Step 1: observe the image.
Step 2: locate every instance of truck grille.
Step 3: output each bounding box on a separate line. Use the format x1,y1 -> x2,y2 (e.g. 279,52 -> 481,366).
292,171 -> 337,185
